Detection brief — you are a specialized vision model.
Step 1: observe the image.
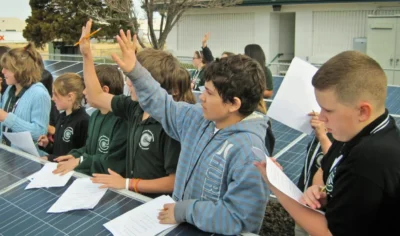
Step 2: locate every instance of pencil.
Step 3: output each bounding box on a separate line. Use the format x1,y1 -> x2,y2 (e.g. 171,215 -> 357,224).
320,185 -> 326,193
74,28 -> 102,46
312,110 -> 317,116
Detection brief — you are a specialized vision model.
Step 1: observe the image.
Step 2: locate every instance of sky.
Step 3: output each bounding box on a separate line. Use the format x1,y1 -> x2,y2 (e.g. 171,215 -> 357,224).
0,0 -> 150,21
0,0 -> 31,20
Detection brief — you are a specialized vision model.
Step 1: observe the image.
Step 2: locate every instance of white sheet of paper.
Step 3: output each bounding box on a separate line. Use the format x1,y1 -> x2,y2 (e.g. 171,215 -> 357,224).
268,57 -> 320,135
252,147 -> 324,214
47,178 -> 107,213
3,131 -> 40,157
25,163 -> 73,189
104,195 -> 177,236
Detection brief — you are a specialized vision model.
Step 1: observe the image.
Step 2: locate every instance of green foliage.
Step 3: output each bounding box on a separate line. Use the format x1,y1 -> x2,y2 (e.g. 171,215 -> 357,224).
23,0 -> 130,48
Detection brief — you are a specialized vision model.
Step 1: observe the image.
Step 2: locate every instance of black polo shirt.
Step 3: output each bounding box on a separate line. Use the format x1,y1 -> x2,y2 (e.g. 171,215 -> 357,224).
111,95 -> 181,198
321,110 -> 400,235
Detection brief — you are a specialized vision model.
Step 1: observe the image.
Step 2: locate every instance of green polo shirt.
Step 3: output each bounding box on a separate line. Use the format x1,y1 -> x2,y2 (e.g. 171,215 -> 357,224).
111,95 -> 180,193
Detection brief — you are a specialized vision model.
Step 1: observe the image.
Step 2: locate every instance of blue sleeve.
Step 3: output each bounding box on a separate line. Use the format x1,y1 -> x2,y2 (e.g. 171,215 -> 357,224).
174,159 -> 269,234
125,62 -> 198,142
3,91 -> 50,141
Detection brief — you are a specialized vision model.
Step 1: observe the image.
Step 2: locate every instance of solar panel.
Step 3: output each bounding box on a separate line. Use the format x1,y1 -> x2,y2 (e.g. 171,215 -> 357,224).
43,60 -> 59,67
270,119 -> 302,155
0,149 -> 41,192
51,63 -> 83,78
0,180 -> 144,236
386,86 -> 400,115
271,76 -> 283,100
276,135 -> 312,184
0,145 -> 217,236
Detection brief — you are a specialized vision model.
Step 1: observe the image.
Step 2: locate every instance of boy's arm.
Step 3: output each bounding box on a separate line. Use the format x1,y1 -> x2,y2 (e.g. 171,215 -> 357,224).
312,168 -> 324,186
269,183 -> 332,236
201,32 -> 214,63
318,134 -> 332,155
174,160 -> 269,234
80,20 -> 114,111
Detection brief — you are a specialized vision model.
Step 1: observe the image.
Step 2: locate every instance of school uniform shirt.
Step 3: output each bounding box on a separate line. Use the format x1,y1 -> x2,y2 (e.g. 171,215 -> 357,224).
263,66 -> 274,92
297,133 -> 334,192
111,95 -> 181,198
43,107 -> 89,162
190,68 -> 205,91
69,110 -> 128,177
49,101 -> 60,127
321,110 -> 400,236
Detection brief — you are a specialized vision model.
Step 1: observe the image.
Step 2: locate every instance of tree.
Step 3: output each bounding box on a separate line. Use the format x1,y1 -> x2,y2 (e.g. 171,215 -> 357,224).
24,0 -> 130,48
84,0 -> 243,49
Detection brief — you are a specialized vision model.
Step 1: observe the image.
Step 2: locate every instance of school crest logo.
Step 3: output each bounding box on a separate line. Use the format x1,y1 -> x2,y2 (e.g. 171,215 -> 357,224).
98,135 -> 110,153
326,168 -> 336,197
315,152 -> 324,168
139,130 -> 154,150
62,127 -> 73,142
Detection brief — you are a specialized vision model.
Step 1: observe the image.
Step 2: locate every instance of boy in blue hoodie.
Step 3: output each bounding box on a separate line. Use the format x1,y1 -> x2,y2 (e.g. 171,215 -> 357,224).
108,27 -> 269,234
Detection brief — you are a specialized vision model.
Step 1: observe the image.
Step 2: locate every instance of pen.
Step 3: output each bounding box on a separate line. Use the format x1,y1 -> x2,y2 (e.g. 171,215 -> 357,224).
74,28 -> 102,46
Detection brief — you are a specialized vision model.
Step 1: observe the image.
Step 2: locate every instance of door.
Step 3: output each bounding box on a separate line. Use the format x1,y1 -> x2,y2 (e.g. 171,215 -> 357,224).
367,17 -> 397,85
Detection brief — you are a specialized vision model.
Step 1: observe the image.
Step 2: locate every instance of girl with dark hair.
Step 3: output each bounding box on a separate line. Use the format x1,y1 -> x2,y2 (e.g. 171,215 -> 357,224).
244,44 -> 274,98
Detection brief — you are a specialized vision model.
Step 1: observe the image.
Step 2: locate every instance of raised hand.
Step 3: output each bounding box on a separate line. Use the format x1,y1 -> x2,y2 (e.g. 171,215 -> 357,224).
111,30 -> 138,73
202,32 -> 210,47
79,19 -> 93,57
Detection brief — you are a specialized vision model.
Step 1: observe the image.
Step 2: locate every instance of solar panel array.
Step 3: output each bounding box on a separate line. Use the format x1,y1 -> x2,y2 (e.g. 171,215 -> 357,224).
0,146 -> 217,236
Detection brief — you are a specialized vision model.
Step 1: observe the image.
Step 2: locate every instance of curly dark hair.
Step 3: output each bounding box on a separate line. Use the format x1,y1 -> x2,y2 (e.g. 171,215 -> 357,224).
204,55 -> 266,116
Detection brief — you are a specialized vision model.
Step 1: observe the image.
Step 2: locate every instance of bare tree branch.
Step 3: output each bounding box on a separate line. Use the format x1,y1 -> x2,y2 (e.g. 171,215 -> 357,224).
80,0 -> 147,48
96,0 -> 243,49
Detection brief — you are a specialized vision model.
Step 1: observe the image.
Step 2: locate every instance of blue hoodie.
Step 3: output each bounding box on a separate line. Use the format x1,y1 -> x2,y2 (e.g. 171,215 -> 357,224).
126,62 -> 270,234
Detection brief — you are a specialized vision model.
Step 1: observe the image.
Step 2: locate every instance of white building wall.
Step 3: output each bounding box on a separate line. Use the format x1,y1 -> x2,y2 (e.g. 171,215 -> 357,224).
0,32 -> 27,43
175,12 -> 256,57
295,10 -> 313,62
0,18 -> 26,32
166,2 -> 400,64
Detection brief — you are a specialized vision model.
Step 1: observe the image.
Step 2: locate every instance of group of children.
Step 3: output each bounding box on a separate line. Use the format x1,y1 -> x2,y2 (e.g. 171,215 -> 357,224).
0,18 -> 400,235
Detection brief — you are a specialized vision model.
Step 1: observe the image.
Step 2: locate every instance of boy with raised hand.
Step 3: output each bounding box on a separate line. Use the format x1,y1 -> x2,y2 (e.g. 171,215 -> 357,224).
255,51 -> 400,236
111,30 -> 270,234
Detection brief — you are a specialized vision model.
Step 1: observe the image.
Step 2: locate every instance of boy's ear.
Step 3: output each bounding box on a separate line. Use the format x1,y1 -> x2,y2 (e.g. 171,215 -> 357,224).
358,101 -> 372,122
102,86 -> 110,93
229,97 -> 242,113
